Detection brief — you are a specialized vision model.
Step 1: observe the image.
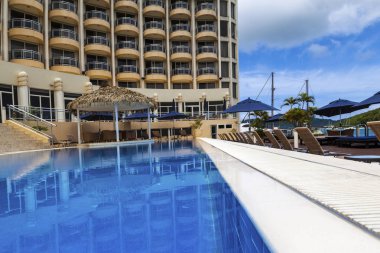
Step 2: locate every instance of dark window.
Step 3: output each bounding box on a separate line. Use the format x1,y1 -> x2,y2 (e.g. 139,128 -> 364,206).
226,124 -> 232,129
198,83 -> 216,89
119,82 -> 138,88
221,41 -> 228,58
231,23 -> 236,39
222,82 -> 229,89
232,42 -> 236,59
146,83 -> 164,89
90,79 -> 109,87
220,20 -> 228,37
218,125 -> 225,129
221,62 -> 229,78
220,1 -> 228,17
173,83 -> 191,89
233,82 -> 237,99
232,63 -> 237,78
231,3 -> 236,19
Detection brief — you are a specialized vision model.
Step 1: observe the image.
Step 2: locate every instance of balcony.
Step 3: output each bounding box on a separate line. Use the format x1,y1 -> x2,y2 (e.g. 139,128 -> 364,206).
145,67 -> 167,83
116,41 -> 139,59
49,1 -> 79,25
195,2 -> 216,20
9,49 -> 44,68
144,21 -> 165,39
84,11 -> 110,32
85,36 -> 111,56
115,17 -> 139,37
9,0 -> 43,16
144,44 -> 166,61
143,0 -> 165,18
50,57 -> 81,75
171,68 -> 192,83
196,24 -> 217,41
170,1 -> 190,19
115,0 -> 138,14
8,18 -> 43,44
50,29 -> 79,51
86,62 -> 112,80
117,65 -> 140,82
197,67 -> 218,83
84,0 -> 109,8
196,46 -> 217,62
170,45 -> 191,62
170,24 -> 191,41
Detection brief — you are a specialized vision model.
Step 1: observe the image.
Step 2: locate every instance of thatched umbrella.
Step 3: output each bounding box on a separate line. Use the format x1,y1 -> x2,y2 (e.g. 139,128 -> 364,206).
67,86 -> 155,143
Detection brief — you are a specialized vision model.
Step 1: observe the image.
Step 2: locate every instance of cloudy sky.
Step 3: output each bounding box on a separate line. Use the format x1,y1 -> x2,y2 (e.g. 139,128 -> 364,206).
238,0 -> 380,115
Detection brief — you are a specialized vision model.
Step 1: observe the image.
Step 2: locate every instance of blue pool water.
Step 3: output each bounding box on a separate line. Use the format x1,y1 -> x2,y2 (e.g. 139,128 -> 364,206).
0,141 -> 270,253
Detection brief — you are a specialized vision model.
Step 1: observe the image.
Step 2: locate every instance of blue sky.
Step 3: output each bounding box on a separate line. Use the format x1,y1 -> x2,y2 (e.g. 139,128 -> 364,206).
237,0 -> 380,117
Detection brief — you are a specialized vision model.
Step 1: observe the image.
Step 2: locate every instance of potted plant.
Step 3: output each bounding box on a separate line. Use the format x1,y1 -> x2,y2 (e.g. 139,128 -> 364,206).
191,118 -> 203,138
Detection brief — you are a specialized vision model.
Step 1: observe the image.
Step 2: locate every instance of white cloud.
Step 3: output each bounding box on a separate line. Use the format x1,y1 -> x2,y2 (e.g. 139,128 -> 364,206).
239,66 -> 380,113
306,43 -> 329,57
238,0 -> 380,52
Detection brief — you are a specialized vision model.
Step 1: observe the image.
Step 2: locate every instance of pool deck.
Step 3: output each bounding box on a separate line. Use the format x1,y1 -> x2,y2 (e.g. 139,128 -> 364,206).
199,138 -> 380,253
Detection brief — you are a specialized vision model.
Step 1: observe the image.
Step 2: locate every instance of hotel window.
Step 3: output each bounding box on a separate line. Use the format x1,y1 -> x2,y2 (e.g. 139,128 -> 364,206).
232,42 -> 236,59
232,63 -> 237,78
222,82 -> 229,89
220,0 -> 228,17
220,21 -> 228,37
119,82 -> 138,88
159,102 -> 172,115
173,83 -> 191,89
146,83 -> 165,89
233,82 -> 237,99
231,23 -> 236,39
231,3 -> 236,19
198,83 -> 216,89
11,10 -> 39,21
221,42 -> 229,58
221,62 -> 229,78
90,79 -> 109,87
30,88 -> 52,120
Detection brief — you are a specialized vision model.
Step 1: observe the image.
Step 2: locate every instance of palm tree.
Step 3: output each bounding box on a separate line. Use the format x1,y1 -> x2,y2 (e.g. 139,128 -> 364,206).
282,96 -> 299,109
297,92 -> 315,109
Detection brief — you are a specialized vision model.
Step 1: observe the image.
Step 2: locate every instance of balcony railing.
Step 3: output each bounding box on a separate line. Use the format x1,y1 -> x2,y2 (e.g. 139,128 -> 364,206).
116,41 -> 138,49
117,65 -> 138,73
196,24 -> 215,33
51,56 -> 78,67
85,10 -> 109,21
171,1 -> 188,10
172,68 -> 191,75
197,45 -> 216,54
196,2 -> 215,11
50,1 -> 77,12
86,36 -> 109,46
116,17 -> 137,26
145,67 -> 165,75
171,45 -> 190,54
197,67 -> 216,75
144,44 -> 165,52
51,28 -> 78,40
171,24 -> 190,32
10,49 -> 42,61
144,0 -> 164,8
144,21 -> 164,30
9,18 -> 42,32
86,61 -> 110,71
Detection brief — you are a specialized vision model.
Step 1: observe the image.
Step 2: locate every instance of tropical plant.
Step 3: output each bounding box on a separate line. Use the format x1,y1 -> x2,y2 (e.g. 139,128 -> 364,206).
282,96 -> 299,109
284,107 -> 316,127
297,92 -> 315,109
191,118 -> 203,129
249,111 -> 269,130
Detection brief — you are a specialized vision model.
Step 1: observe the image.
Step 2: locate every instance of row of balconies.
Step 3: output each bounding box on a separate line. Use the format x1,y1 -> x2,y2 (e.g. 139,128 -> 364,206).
9,0 -> 218,22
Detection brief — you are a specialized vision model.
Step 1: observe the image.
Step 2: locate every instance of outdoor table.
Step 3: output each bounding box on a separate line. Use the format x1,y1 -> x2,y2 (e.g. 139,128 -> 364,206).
344,155 -> 380,163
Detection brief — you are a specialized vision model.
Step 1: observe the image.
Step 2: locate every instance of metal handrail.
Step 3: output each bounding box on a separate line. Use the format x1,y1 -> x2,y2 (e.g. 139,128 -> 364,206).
196,24 -> 215,33
171,1 -> 188,10
116,17 -> 137,26
144,0 -> 164,7
51,1 -> 77,12
85,10 -> 109,21
196,2 -> 215,11
172,68 -> 191,75
197,67 -> 216,75
116,40 -> 138,49
144,21 -> 164,30
86,36 -> 109,46
51,28 -> 78,40
9,18 -> 42,32
144,44 -> 165,52
8,105 -> 57,127
145,67 -> 165,74
197,45 -> 216,54
51,56 -> 78,67
9,49 -> 42,61
171,45 -> 190,54
86,61 -> 111,71
171,23 -> 190,32
117,65 -> 139,73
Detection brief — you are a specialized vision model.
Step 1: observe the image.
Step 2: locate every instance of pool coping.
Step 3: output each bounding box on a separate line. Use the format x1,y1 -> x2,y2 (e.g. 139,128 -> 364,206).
199,138 -> 380,253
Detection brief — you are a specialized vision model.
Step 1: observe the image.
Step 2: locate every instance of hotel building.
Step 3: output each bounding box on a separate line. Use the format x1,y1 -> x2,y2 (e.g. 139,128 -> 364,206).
0,0 -> 238,122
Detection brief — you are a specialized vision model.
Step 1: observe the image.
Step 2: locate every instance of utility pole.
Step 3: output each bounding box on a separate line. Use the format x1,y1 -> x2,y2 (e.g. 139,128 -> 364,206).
305,79 -> 309,111
271,72 -> 275,116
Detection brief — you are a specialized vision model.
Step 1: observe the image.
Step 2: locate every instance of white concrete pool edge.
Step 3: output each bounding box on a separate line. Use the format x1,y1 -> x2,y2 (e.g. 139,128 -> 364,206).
198,138 -> 380,253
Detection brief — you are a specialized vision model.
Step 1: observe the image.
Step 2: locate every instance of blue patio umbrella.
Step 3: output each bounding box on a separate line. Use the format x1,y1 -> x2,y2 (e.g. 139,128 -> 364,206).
266,113 -> 285,123
80,112 -> 114,133
124,112 -> 157,138
223,97 -> 279,131
159,111 -> 188,139
354,91 -> 380,108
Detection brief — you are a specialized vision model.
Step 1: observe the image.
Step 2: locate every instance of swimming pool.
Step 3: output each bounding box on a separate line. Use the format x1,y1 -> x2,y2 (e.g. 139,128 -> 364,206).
0,141 -> 270,253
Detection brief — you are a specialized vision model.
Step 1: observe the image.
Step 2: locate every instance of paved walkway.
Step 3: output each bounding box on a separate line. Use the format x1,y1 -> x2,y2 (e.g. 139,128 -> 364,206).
200,138 -> 380,239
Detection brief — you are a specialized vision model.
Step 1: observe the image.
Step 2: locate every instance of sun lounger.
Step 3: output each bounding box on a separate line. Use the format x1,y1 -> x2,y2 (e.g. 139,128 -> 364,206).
273,129 -> 294,151
367,121 -> 380,141
250,131 -> 265,146
243,132 -> 255,144
263,130 -> 281,149
295,127 -> 349,156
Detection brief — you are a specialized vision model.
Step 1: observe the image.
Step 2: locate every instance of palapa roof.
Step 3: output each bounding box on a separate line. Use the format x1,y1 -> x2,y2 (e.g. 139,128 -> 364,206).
67,86 -> 156,112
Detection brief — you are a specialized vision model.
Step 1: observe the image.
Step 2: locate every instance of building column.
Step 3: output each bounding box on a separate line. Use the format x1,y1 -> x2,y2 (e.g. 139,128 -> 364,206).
44,0 -> 49,69
52,78 -> 65,122
110,0 -> 116,86
16,72 -> 29,108
191,0 -> 197,89
2,0 -> 8,61
79,0 -> 85,72
139,0 -> 145,88
165,0 -> 171,89
176,93 -> 184,113
216,0 -> 221,87
153,93 -> 159,121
